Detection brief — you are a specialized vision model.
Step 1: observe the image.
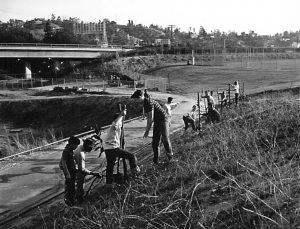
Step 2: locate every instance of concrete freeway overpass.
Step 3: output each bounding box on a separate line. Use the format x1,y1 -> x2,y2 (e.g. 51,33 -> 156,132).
0,43 -> 134,78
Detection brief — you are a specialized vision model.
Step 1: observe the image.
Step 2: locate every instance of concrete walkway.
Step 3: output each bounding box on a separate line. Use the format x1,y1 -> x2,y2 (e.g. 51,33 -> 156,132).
0,91 -> 197,223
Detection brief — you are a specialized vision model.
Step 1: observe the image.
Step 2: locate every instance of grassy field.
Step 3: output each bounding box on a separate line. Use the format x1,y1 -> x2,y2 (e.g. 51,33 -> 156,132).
149,59 -> 300,98
13,88 -> 300,229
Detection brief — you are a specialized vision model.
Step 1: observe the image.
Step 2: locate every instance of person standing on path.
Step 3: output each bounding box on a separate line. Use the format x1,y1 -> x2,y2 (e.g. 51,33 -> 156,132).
104,109 -> 140,188
163,97 -> 179,126
59,136 -> 80,206
143,89 -> 153,138
131,90 -> 173,165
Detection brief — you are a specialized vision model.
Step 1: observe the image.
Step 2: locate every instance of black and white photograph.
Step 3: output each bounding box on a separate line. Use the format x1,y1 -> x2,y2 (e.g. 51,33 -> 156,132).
0,0 -> 300,228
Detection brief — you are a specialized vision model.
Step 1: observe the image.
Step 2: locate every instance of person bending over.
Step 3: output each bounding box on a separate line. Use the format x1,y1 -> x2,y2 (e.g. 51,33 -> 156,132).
74,138 -> 100,202
104,109 -> 140,188
60,136 -> 80,206
131,90 -> 173,165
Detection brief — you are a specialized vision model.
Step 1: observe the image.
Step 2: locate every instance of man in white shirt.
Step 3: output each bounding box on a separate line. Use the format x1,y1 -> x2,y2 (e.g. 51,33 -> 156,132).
183,105 -> 197,130
163,97 -> 179,126
104,109 -> 140,188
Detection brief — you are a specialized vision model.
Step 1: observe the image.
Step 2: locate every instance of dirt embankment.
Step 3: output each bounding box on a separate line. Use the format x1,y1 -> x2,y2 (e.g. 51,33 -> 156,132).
0,95 -> 143,137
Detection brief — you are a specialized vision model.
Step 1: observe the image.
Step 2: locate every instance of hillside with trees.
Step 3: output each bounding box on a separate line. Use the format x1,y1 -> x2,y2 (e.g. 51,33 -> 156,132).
0,15 -> 300,49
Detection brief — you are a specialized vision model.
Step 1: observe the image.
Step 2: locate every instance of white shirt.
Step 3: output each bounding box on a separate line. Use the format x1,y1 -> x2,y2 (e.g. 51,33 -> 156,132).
232,84 -> 239,94
104,116 -> 123,149
163,102 -> 178,119
74,145 -> 90,174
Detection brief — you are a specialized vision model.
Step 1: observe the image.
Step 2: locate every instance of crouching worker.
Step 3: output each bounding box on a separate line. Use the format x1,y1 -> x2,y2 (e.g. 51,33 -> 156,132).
104,109 -> 140,189
203,103 -> 221,124
74,138 -> 101,202
183,105 -> 197,131
60,136 -> 80,206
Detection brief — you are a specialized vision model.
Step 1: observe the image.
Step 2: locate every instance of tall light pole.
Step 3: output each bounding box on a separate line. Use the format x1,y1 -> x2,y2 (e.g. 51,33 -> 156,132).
55,66 -> 59,86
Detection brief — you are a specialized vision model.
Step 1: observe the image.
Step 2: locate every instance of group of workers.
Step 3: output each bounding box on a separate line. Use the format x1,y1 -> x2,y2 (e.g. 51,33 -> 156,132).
183,81 -> 240,131
60,81 -> 240,206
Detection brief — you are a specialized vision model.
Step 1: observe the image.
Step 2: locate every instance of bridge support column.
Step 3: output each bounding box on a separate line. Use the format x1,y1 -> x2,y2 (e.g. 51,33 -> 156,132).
192,50 -> 195,65
25,61 -> 32,79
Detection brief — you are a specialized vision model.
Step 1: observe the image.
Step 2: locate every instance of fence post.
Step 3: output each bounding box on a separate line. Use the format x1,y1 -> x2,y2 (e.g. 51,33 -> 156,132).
197,92 -> 201,131
41,78 -> 43,88
21,79 -> 24,89
31,78 -> 33,88
64,78 -> 66,88
228,84 -> 231,108
243,82 -> 245,96
52,78 -> 54,89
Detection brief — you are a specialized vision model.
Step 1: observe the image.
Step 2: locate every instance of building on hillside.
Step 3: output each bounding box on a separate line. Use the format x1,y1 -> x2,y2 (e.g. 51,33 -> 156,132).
62,20 -> 108,46
291,42 -> 300,48
127,34 -> 144,46
189,27 -> 198,39
155,39 -> 171,46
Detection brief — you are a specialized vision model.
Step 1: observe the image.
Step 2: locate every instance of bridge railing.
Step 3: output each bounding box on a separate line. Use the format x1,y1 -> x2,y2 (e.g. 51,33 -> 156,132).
0,43 -> 135,50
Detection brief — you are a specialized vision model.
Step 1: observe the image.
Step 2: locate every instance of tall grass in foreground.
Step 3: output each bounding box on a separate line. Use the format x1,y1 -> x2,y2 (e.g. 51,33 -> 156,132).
30,91 -> 300,229
0,127 -> 60,158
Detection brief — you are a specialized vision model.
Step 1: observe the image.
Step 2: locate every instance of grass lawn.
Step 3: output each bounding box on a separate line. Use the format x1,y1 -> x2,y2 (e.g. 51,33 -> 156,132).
149,59 -> 300,97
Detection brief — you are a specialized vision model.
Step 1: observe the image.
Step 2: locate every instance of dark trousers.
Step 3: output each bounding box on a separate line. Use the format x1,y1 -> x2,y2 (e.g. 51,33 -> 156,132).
235,93 -> 239,106
105,148 -> 137,184
152,121 -> 173,164
221,99 -> 227,110
76,171 -> 86,199
64,169 -> 76,204
183,115 -> 196,130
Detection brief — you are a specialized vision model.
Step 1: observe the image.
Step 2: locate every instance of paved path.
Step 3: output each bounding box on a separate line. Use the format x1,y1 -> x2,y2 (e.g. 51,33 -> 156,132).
0,91 -> 197,223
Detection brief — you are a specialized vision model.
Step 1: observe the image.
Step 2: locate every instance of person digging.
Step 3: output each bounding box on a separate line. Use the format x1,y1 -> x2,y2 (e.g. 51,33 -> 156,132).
74,138 -> 101,203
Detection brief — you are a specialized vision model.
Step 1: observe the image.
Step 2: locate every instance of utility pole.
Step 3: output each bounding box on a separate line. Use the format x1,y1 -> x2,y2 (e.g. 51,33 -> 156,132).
102,19 -> 108,47
168,25 -> 176,38
168,25 -> 176,51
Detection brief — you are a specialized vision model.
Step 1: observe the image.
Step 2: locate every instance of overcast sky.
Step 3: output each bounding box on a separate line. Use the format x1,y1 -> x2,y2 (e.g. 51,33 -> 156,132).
1,0 -> 299,35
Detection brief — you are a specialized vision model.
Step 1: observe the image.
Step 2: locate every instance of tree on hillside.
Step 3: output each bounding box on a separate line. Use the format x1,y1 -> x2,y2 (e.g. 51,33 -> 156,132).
50,31 -> 79,44
0,27 -> 37,43
43,20 -> 54,43
198,26 -> 208,38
